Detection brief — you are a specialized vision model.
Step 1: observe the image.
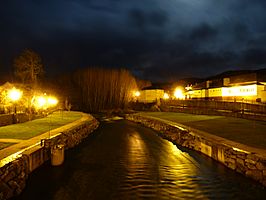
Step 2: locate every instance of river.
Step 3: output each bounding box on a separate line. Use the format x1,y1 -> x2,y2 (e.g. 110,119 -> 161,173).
13,118 -> 266,199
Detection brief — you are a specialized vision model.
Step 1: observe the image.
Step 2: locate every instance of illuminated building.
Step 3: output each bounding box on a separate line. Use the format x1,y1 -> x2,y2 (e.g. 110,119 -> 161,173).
136,85 -> 166,103
186,72 -> 266,102
138,89 -> 164,103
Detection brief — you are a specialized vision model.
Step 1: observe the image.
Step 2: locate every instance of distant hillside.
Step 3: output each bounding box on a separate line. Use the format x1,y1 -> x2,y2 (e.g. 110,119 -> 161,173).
149,68 -> 266,89
207,68 -> 266,80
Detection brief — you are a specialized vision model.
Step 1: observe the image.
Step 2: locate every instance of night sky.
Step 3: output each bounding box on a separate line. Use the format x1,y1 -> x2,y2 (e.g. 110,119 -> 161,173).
1,0 -> 266,82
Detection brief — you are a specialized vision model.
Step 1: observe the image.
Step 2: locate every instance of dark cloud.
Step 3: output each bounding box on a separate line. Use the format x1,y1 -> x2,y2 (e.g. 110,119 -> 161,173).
242,48 -> 266,66
128,9 -> 168,30
0,0 -> 266,82
189,23 -> 218,41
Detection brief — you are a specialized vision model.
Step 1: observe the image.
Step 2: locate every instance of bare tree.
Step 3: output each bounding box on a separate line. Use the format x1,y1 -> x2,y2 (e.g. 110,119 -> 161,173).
14,49 -> 44,85
72,68 -> 138,112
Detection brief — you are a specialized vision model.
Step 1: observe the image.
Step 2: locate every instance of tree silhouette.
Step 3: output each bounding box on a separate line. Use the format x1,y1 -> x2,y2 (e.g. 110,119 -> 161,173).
14,49 -> 44,85
55,68 -> 138,112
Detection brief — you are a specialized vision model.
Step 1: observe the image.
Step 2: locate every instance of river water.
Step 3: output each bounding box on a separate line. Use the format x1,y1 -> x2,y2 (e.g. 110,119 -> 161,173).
14,119 -> 266,200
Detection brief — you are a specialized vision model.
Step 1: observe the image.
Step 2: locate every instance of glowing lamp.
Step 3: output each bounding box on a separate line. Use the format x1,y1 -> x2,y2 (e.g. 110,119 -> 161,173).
134,91 -> 140,97
163,93 -> 169,99
174,88 -> 184,99
47,97 -> 58,106
36,96 -> 47,108
8,88 -> 22,102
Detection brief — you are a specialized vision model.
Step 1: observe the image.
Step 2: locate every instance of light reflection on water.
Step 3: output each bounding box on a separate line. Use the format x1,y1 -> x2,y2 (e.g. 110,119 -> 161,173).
118,130 -> 207,199
14,120 -> 266,200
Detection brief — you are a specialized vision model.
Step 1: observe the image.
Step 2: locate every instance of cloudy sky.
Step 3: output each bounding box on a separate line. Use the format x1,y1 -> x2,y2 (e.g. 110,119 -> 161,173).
1,0 -> 266,82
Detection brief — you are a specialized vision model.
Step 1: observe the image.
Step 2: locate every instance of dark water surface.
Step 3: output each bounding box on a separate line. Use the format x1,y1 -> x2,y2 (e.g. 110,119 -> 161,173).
14,119 -> 266,200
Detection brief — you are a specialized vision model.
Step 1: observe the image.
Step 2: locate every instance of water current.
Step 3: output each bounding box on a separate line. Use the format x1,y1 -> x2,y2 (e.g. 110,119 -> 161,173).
13,118 -> 266,199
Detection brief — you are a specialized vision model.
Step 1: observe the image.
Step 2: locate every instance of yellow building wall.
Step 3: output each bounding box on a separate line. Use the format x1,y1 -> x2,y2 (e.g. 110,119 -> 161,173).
189,84 -> 266,102
208,88 -> 222,97
139,89 -> 164,103
257,85 -> 266,102
190,89 -> 205,99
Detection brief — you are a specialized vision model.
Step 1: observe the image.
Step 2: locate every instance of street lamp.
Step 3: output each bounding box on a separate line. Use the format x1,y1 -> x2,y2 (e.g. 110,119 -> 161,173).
174,88 -> 185,99
33,95 -> 58,113
47,97 -> 58,107
8,87 -> 22,102
36,96 -> 47,108
8,87 -> 22,113
163,93 -> 170,100
134,91 -> 140,97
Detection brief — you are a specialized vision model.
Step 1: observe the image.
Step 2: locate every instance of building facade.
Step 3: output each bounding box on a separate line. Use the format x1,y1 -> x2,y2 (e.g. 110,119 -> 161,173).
187,72 -> 266,103
138,89 -> 165,103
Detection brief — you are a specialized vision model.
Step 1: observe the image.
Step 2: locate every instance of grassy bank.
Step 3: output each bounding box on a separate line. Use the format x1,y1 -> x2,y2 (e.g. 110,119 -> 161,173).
0,111 -> 82,140
137,112 -> 266,149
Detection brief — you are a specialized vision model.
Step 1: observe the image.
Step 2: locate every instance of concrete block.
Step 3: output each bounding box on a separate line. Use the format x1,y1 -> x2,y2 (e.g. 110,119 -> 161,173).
23,146 -> 44,173
217,148 -> 225,163
200,142 -> 212,157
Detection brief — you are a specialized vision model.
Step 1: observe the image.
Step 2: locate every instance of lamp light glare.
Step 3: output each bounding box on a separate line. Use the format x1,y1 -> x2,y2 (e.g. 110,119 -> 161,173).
134,91 -> 140,97
47,97 -> 58,106
8,88 -> 22,102
174,88 -> 184,99
163,93 -> 169,99
36,96 -> 46,108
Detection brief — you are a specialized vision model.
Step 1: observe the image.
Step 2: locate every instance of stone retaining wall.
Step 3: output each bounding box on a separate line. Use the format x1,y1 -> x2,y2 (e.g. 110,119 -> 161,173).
0,116 -> 99,200
126,114 -> 266,188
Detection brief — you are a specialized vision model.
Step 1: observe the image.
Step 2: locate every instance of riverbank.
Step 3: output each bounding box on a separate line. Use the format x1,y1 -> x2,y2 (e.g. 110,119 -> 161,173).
160,100 -> 266,122
11,119 -> 266,200
126,112 -> 266,188
0,112 -> 99,200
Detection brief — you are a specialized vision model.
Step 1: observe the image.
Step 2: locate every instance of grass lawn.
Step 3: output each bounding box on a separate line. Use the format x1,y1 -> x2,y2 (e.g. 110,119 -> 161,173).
0,143 -> 13,150
138,112 -> 266,149
0,111 -> 82,140
138,112 -> 222,123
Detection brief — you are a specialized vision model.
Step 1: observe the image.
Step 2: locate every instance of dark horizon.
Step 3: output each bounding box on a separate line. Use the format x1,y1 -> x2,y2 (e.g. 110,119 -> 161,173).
1,0 -> 266,82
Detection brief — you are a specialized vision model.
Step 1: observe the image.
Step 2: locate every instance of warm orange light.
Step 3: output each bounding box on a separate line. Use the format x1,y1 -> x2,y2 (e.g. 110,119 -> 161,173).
33,95 -> 58,109
174,88 -> 184,99
222,85 -> 257,97
47,97 -> 58,106
185,86 -> 192,90
36,96 -> 47,108
163,93 -> 169,99
134,91 -> 140,97
8,88 -> 22,102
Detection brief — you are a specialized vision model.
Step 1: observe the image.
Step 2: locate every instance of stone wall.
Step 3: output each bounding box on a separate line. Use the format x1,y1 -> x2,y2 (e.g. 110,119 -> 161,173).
0,116 -> 99,200
0,156 -> 28,200
126,114 -> 266,188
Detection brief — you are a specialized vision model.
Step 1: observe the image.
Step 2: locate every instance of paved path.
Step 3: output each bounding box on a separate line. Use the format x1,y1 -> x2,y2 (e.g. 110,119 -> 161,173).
137,112 -> 266,150
0,139 -> 24,143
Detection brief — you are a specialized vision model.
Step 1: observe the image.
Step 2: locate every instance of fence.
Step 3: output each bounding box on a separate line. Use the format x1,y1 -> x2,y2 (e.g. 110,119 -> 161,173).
0,104 -> 26,114
161,99 -> 266,115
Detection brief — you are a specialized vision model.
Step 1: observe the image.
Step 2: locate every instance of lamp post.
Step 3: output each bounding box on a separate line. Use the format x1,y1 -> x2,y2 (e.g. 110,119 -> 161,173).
8,87 -> 22,124
8,87 -> 22,114
174,88 -> 184,99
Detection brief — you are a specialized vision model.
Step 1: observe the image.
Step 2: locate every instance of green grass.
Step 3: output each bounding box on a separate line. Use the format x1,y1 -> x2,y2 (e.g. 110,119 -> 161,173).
183,117 -> 266,149
138,112 -> 266,149
0,111 -> 82,140
139,112 -> 222,123
0,143 -> 13,150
